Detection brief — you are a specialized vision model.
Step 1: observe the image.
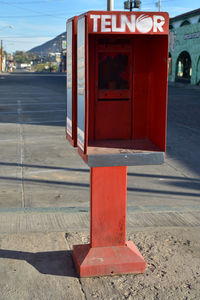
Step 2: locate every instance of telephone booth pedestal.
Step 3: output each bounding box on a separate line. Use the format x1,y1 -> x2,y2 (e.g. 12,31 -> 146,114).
73,166 -> 145,277
67,10 -> 169,277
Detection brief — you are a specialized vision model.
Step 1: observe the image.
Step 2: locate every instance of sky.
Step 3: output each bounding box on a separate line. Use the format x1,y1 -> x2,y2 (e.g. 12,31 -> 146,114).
0,0 -> 199,53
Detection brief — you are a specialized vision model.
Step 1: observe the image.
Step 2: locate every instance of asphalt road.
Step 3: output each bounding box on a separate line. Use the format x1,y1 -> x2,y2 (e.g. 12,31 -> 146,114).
0,72 -> 199,231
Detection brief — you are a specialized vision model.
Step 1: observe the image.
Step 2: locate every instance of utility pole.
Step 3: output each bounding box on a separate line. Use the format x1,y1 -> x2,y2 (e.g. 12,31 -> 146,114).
0,40 -> 3,73
158,0 -> 161,12
59,36 -> 63,72
107,0 -> 114,11
124,1 -> 141,11
130,0 -> 133,11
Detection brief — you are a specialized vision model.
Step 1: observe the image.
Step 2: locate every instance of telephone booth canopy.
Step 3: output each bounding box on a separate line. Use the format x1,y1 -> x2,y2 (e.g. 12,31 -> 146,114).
76,11 -> 169,167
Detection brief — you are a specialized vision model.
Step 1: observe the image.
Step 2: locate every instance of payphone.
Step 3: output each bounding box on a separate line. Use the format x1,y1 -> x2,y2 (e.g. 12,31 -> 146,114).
75,11 -> 169,167
67,11 -> 169,277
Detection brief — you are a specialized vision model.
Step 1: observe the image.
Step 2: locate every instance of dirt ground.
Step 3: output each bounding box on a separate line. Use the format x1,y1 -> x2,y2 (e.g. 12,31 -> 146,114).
0,227 -> 200,300
67,227 -> 200,300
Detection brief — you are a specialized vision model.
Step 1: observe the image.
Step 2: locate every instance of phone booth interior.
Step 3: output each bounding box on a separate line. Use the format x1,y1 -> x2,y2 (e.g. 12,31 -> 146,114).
91,36 -> 133,141
86,32 -> 168,166
73,11 -> 169,277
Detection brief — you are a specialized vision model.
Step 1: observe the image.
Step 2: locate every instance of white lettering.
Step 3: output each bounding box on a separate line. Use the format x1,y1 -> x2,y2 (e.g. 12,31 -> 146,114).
121,15 -> 136,32
136,15 -> 153,33
153,15 -> 165,32
90,15 -> 101,32
89,14 -> 166,34
112,15 -> 124,32
101,15 -> 111,32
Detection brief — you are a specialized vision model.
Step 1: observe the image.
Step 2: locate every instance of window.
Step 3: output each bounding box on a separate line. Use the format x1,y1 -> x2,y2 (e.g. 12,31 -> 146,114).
98,53 -> 129,90
180,20 -> 190,27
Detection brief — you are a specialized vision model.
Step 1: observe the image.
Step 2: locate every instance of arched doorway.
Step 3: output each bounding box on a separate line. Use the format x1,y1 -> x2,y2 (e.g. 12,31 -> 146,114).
180,20 -> 190,27
176,51 -> 192,83
168,52 -> 172,75
197,56 -> 200,85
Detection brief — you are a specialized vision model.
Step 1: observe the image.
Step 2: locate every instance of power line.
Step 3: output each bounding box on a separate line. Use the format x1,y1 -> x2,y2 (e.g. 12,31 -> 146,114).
0,12 -> 76,18
0,1 -> 82,19
0,0 -> 68,19
0,0 -> 64,4
3,40 -> 47,43
142,0 -> 174,5
1,35 -> 58,38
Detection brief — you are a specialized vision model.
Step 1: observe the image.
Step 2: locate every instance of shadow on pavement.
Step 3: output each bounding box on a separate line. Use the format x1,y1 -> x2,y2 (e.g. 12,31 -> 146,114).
0,161 -> 199,183
0,175 -> 199,198
0,162 -> 89,173
0,176 -> 89,189
127,172 -> 200,182
0,249 -> 77,277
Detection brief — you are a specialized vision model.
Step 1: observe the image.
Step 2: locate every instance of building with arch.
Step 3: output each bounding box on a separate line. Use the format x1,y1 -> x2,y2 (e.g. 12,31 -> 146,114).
169,8 -> 200,85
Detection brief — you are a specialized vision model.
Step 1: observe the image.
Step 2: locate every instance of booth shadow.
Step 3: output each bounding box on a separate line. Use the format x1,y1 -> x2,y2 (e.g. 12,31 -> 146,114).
0,249 -> 77,277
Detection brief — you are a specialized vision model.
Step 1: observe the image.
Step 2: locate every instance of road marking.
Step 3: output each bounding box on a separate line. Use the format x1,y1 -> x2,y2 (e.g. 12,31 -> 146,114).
0,139 -> 18,142
0,121 -> 65,125
24,169 -> 59,175
0,135 -> 63,143
17,100 -> 25,208
9,74 -> 66,77
0,103 -> 65,106
0,109 -> 64,114
24,120 -> 65,124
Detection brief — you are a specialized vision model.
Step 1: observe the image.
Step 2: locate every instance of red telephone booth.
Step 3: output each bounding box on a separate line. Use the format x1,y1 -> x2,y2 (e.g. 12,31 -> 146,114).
69,11 -> 169,277
76,11 -> 169,166
66,16 -> 77,147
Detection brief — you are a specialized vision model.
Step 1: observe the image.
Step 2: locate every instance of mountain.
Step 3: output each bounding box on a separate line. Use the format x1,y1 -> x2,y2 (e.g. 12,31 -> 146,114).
27,32 -> 66,57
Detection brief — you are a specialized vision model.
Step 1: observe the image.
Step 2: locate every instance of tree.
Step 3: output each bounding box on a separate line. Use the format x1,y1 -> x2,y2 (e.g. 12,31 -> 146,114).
13,51 -> 36,64
13,51 -> 28,64
27,52 -> 36,61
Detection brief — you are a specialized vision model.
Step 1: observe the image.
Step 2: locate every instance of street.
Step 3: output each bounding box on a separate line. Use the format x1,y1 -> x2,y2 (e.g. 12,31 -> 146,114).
0,73 -> 199,218
0,73 -> 200,299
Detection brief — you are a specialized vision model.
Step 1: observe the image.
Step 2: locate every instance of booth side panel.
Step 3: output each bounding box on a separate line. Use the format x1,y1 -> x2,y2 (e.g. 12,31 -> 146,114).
72,19 -> 77,147
66,21 -> 73,143
148,35 -> 168,152
85,16 -> 89,153
77,16 -> 87,154
132,36 -> 149,139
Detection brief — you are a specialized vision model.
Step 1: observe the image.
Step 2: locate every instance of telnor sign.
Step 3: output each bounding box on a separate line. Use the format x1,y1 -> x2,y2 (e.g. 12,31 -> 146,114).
88,12 -> 169,34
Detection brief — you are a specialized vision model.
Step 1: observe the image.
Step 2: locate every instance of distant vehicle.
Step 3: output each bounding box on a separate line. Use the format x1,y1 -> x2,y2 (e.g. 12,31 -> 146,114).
20,63 -> 31,69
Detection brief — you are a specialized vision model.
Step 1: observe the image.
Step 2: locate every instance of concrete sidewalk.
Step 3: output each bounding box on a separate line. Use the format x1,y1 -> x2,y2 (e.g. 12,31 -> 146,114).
0,208 -> 200,234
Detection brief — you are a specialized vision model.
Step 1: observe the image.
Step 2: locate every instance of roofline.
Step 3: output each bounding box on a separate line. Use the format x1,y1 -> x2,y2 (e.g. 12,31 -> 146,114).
170,8 -> 200,22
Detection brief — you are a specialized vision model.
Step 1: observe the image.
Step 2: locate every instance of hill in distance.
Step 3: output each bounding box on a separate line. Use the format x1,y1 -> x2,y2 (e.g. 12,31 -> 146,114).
27,32 -> 66,57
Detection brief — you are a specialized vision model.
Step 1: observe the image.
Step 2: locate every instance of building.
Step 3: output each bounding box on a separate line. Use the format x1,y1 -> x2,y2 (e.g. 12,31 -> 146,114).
169,8 -> 200,85
60,40 -> 66,72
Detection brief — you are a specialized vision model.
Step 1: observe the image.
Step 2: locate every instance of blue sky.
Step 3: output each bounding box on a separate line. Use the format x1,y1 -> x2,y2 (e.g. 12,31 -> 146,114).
0,0 -> 199,53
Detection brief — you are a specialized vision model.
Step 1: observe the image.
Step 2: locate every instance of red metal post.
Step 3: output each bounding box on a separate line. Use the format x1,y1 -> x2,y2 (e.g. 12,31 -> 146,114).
90,166 -> 127,247
73,166 -> 146,277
